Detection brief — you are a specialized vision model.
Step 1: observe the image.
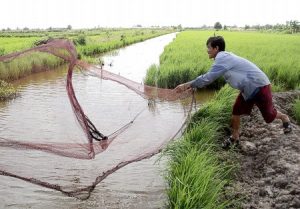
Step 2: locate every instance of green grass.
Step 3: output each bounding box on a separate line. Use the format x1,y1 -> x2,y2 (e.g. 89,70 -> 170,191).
0,52 -> 63,81
145,30 -> 300,91
0,37 -> 40,55
163,86 -> 238,209
0,80 -> 17,100
76,29 -> 172,62
293,99 -> 300,123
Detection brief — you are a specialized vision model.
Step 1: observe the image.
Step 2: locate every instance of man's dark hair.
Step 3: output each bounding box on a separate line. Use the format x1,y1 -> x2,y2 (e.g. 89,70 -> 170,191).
206,36 -> 225,51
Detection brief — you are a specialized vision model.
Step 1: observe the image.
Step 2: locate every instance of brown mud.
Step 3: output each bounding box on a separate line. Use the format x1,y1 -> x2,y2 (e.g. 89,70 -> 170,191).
227,90 -> 300,209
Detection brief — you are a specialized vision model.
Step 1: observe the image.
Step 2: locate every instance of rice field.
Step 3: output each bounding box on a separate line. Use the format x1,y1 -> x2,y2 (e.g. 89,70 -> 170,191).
144,30 -> 300,90
0,28 -> 173,61
77,28 -> 172,58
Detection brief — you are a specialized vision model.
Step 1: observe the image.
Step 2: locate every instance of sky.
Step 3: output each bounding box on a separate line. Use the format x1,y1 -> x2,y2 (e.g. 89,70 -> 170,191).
1,0 -> 299,29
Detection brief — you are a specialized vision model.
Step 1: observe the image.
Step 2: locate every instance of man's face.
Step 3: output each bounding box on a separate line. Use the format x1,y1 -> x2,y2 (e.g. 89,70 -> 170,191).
207,43 -> 219,59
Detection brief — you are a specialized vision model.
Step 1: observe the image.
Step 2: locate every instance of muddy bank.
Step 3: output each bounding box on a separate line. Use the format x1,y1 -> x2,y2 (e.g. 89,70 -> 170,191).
227,90 -> 300,209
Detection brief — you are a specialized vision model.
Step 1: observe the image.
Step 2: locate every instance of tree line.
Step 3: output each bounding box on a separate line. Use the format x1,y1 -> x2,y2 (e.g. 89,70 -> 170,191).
214,20 -> 300,33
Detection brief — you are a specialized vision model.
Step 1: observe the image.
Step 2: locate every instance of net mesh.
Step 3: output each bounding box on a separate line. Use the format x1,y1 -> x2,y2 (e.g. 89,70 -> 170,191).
0,39 -> 194,199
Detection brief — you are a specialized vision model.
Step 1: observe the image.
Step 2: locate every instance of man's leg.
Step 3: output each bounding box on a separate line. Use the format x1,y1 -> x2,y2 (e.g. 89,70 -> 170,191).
276,111 -> 292,133
222,115 -> 241,148
275,111 -> 289,123
222,93 -> 252,149
231,115 -> 240,140
255,85 -> 292,133
231,93 -> 253,141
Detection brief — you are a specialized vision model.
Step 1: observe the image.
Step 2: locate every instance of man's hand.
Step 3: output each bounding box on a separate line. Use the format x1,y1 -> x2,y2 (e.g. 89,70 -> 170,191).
174,83 -> 191,93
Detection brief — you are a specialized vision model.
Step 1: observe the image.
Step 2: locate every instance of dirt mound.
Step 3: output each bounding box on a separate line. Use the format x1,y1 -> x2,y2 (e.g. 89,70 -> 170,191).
230,90 -> 300,209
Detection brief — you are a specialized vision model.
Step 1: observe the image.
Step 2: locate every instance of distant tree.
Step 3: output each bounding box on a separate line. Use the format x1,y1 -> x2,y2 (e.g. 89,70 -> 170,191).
67,25 -> 72,30
223,25 -> 227,30
177,24 -> 183,31
273,23 -> 285,31
244,25 -> 250,30
201,24 -> 207,29
214,22 -> 222,30
290,20 -> 299,33
264,24 -> 273,30
253,25 -> 261,30
23,27 -> 29,31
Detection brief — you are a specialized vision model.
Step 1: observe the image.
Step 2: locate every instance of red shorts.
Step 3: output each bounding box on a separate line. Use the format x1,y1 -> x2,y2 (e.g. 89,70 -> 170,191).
232,85 -> 277,123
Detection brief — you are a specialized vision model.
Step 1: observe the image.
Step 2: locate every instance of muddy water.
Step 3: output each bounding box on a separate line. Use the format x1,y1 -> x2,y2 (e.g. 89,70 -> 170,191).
0,33 -> 213,208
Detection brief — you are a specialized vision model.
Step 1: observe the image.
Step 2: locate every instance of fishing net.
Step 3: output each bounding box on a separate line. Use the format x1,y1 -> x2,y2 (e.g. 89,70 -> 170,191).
0,39 -> 194,199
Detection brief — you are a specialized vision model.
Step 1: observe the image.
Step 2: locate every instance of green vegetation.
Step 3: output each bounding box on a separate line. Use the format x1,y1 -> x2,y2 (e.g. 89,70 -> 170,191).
0,53 -> 63,81
145,31 -> 300,91
293,99 -> 300,123
0,28 -> 174,62
76,29 -> 172,59
243,20 -> 300,34
164,86 -> 238,209
0,80 -> 17,100
0,37 -> 41,54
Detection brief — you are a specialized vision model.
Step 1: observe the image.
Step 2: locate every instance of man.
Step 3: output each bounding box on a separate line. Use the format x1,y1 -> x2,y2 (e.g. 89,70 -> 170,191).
175,36 -> 292,149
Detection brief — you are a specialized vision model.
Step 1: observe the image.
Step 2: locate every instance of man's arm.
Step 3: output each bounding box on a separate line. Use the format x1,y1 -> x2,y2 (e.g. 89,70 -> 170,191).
175,64 -> 227,93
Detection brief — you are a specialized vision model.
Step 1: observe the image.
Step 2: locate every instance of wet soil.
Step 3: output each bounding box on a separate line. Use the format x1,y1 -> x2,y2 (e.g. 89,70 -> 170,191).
228,90 -> 300,209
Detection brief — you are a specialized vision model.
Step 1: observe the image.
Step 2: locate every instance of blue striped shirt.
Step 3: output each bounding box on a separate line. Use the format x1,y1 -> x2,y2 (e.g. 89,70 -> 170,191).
190,51 -> 270,100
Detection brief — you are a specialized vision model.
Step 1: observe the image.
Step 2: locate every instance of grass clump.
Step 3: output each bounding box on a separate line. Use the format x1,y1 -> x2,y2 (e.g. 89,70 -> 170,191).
0,52 -> 63,81
163,85 -> 238,209
293,99 -> 300,123
0,80 -> 17,100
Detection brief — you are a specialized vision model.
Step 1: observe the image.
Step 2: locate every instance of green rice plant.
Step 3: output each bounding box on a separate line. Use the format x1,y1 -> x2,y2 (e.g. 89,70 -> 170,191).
0,52 -> 62,81
271,82 -> 287,92
144,64 -> 159,86
164,139 -> 232,209
73,35 -> 86,46
0,48 -> 5,56
145,31 -> 216,89
0,62 -> 9,80
188,85 -> 237,132
0,37 -> 40,54
163,85 -> 238,209
293,99 -> 300,123
77,29 -> 172,59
